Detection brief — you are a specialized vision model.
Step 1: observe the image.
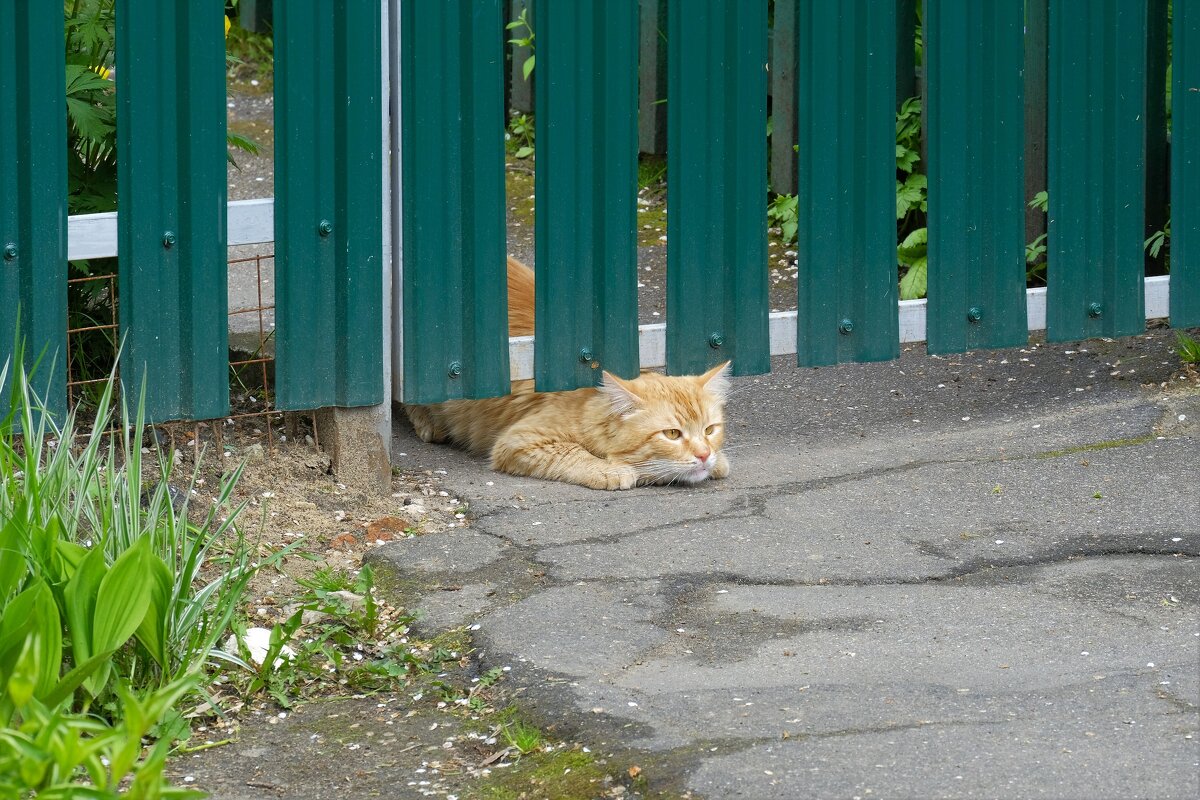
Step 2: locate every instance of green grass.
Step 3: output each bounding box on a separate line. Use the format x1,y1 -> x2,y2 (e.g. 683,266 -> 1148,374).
1175,331 -> 1200,364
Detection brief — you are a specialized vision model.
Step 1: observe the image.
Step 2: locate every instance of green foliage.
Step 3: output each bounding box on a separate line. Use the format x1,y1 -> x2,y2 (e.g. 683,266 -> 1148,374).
507,114 -> 535,159
506,8 -> 535,80
501,720 -> 544,756
0,672 -> 204,799
767,194 -> 798,243
65,0 -> 118,216
233,564 -> 445,707
1175,331 -> 1200,364
0,352 -> 271,732
894,97 -> 928,297
1025,192 -> 1050,286
1145,218 -> 1171,262
897,227 -> 928,301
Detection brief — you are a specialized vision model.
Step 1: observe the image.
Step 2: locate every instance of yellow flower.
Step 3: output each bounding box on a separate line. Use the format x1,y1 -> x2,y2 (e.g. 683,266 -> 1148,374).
225,15 -> 231,37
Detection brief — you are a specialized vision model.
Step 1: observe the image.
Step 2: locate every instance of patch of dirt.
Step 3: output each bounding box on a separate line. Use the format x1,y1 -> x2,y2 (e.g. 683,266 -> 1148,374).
160,428 -> 648,799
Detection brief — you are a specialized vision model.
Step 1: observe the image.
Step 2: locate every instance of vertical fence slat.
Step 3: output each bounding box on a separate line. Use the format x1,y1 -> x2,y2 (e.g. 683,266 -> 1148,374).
1047,0 -> 1147,341
925,0 -> 1027,354
1174,0 -> 1200,327
533,0 -> 639,390
275,0 -> 383,410
0,1 -> 65,414
796,0 -> 898,366
400,0 -> 508,403
666,0 -> 769,376
116,0 -> 228,421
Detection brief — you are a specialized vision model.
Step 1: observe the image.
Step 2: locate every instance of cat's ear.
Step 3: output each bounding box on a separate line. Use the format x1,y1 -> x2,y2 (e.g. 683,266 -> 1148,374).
598,371 -> 642,416
697,360 -> 732,398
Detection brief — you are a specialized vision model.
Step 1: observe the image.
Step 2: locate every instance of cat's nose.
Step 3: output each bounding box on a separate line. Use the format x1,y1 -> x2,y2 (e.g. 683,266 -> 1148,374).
694,447 -> 711,463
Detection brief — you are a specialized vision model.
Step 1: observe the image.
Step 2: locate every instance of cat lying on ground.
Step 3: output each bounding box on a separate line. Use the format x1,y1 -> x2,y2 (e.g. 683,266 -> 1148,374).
403,258 -> 731,490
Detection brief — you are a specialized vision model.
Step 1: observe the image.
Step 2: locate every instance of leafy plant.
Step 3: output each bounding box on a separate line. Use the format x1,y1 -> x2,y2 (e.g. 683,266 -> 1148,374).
506,7 -> 535,80
894,97 -> 928,298
0,352 -> 270,722
1175,331 -> 1200,364
0,670 -> 203,799
502,720 -> 544,756
1145,218 -> 1170,262
897,227 -> 928,301
767,194 -> 798,243
507,113 -> 535,159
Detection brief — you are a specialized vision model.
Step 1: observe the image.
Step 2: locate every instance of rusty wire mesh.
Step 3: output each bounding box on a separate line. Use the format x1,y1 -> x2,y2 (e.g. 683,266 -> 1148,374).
65,252 -> 317,450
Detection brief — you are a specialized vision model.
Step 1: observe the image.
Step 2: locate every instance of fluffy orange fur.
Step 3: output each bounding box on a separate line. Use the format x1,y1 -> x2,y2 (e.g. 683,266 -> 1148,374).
404,258 -> 731,490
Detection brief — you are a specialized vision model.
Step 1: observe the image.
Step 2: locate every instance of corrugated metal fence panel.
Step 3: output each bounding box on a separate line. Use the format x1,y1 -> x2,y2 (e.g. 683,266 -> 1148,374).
795,0 -> 898,366
533,0 -> 639,390
1173,0 -> 1200,327
115,0 -> 228,421
666,0 -> 769,376
400,0 -> 508,403
1046,0 -> 1147,341
275,0 -> 383,410
925,0 -> 1027,354
0,0 -> 66,414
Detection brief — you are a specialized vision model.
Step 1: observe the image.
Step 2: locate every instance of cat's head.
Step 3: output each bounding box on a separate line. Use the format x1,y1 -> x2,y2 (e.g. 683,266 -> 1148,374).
598,361 -> 731,485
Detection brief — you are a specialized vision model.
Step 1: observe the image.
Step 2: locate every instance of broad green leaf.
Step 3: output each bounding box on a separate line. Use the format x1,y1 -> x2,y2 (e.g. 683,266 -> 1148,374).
92,539 -> 152,654
899,256 -> 928,300
0,519 -> 28,601
43,649 -> 118,710
0,580 -> 45,665
6,635 -> 40,708
64,546 -> 106,666
29,583 -> 63,699
65,64 -> 113,96
134,551 -> 174,670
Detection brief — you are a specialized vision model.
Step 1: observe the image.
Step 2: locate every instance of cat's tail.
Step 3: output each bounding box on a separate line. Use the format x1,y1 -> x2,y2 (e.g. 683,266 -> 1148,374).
507,256 -> 536,337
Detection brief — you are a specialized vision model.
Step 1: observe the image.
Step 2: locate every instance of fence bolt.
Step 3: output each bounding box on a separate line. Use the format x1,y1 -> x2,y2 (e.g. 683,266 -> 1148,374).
967,306 -> 983,323
1087,302 -> 1103,318
579,347 -> 594,363
838,318 -> 854,334
161,231 -> 176,249
708,332 -> 724,348
447,361 -> 462,378
318,220 -> 333,237
2,243 -> 16,262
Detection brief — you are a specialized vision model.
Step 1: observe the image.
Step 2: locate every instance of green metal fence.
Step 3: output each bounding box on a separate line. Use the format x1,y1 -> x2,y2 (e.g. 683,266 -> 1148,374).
0,1 -> 1196,421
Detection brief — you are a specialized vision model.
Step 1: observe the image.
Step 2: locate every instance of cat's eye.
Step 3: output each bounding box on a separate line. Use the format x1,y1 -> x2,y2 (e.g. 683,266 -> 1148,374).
705,424 -> 719,435
662,428 -> 682,440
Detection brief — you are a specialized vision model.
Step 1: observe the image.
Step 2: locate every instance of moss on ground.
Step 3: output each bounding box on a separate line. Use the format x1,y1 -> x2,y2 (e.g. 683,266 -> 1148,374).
467,746 -> 613,800
1036,434 -> 1156,459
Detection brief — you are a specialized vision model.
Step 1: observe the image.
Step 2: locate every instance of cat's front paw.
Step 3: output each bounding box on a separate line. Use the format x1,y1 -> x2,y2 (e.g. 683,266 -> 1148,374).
710,452 -> 730,479
602,465 -> 639,491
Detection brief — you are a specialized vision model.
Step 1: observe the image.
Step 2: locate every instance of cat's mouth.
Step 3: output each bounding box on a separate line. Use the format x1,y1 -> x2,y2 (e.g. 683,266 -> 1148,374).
657,463 -> 712,485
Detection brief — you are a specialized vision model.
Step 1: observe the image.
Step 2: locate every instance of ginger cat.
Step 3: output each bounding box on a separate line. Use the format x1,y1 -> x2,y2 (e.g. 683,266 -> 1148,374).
403,258 -> 731,490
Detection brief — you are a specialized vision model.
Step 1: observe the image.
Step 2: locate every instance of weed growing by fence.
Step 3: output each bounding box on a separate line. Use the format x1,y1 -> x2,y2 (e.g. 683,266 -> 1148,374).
0,350 -> 285,793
